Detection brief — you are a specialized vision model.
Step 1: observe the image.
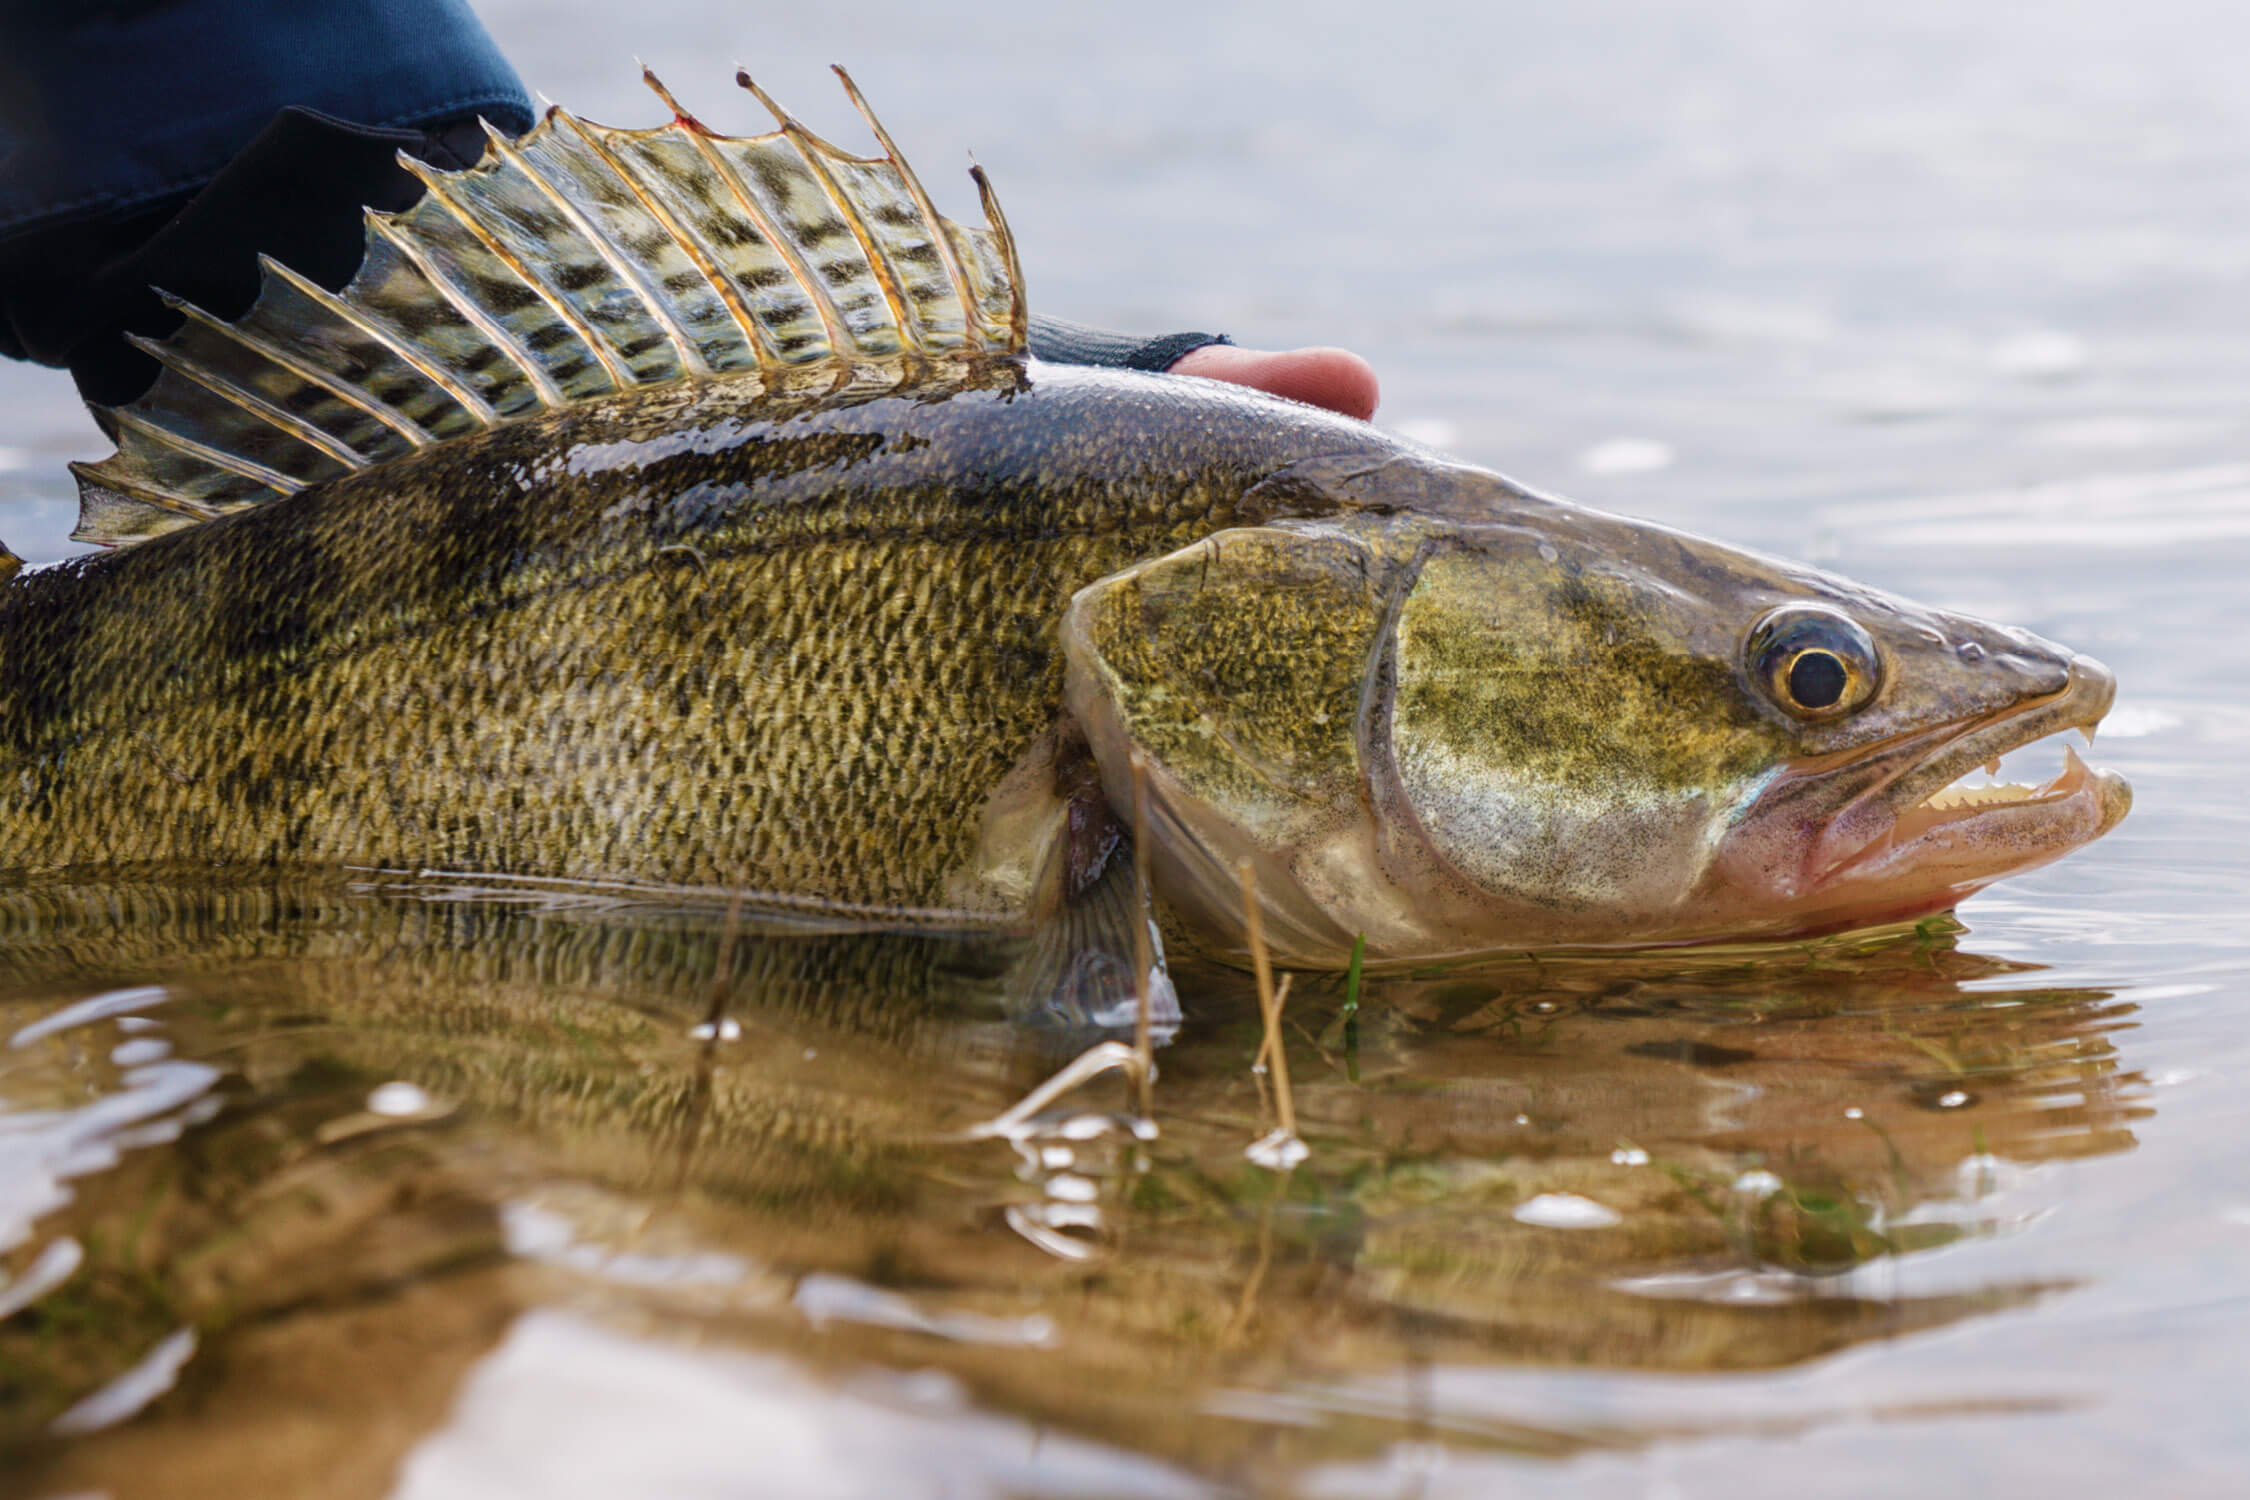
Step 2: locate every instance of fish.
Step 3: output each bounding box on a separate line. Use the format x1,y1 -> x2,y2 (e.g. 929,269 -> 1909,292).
0,67 -> 2128,987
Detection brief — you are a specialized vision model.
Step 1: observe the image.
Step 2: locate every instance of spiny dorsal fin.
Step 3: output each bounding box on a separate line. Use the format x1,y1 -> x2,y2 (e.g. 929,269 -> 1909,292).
69,66 -> 1028,548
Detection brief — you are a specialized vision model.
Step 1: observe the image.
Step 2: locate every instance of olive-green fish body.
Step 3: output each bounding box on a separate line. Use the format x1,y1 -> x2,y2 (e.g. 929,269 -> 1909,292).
0,364 -> 1377,910
15,69 -> 2129,966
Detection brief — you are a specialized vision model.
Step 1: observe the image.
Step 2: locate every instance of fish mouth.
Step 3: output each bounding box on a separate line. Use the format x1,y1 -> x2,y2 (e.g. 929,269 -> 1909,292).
1809,655 -> 2131,904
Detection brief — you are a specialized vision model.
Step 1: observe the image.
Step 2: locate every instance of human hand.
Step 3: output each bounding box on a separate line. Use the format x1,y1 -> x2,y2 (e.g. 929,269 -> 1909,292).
1167,344 -> 1379,422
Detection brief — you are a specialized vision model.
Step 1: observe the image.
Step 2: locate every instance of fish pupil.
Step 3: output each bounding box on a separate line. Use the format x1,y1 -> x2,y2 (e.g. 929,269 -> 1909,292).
1788,650 -> 1848,709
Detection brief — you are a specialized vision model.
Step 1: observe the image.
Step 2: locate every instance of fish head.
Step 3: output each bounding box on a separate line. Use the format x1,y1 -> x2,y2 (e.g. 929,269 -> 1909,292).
1060,458 -> 2129,967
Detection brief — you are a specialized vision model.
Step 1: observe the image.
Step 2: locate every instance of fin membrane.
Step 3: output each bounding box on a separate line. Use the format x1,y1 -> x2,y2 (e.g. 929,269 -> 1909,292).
1000,765 -> 1180,1033
1005,838 -> 1181,1034
71,66 -> 1028,548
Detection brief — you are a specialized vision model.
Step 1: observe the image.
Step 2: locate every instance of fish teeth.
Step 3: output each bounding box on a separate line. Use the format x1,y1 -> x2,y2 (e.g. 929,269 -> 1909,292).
1927,740 -> 2096,810
1925,781 -> 2040,809
2032,744 -> 2092,797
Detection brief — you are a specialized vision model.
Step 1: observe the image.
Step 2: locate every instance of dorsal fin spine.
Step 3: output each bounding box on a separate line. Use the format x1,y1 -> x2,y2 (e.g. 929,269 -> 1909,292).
739,73 -> 922,357
127,332 -> 375,470
162,293 -> 434,448
483,123 -> 712,380
401,159 -> 636,391
66,462 -> 222,520
553,111 -> 776,375
365,210 -> 565,409
795,133 -> 926,355
787,131 -> 923,355
832,65 -> 982,354
970,165 -> 1029,350
106,408 -> 301,494
675,120 -> 856,359
258,256 -> 499,427
735,73 -> 866,169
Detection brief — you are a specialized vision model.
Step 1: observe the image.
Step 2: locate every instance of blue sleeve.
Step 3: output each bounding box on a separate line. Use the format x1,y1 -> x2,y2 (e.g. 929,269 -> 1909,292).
0,0 -> 532,243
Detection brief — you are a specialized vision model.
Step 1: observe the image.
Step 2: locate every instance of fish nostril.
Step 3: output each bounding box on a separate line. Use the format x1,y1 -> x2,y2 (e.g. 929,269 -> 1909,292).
1994,651 -> 2071,695
1955,640 -> 1985,662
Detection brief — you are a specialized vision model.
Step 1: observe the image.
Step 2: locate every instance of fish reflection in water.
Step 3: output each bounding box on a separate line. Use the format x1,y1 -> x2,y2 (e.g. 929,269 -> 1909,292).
0,881 -> 2144,1494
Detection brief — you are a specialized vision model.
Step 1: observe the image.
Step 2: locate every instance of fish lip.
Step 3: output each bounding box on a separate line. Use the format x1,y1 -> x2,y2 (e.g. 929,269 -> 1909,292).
1812,654 -> 2125,883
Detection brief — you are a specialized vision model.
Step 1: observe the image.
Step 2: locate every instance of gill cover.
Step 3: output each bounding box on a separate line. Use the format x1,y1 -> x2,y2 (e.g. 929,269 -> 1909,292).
1385,531 -> 1787,914
1062,522 -> 1392,964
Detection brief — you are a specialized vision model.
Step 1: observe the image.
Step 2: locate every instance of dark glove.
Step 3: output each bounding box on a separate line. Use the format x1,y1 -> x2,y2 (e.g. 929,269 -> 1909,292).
0,106 -> 1235,408
1027,317 -> 1230,373
0,107 -> 493,407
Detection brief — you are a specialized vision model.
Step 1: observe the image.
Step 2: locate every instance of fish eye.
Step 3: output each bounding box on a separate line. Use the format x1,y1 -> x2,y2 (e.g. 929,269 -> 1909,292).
1747,604 -> 1879,719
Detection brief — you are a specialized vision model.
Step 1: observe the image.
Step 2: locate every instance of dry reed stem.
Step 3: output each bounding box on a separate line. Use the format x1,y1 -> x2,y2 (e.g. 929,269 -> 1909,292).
1267,974 -> 1297,1137
956,1041 -> 1147,1141
700,886 -> 746,1033
675,886 -> 746,1190
1221,1190 -> 1281,1345
1128,750 -> 1156,1117
1235,859 -> 1298,1139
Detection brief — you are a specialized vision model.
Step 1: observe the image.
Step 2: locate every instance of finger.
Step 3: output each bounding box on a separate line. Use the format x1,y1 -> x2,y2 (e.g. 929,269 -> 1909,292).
1167,345 -> 1380,421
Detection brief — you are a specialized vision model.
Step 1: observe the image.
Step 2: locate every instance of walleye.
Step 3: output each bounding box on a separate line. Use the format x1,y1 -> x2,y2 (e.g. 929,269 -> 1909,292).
4,69 -> 2127,975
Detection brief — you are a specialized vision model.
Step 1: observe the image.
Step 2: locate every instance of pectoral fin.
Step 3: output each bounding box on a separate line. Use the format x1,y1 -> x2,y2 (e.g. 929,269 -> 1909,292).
982,731 -> 1178,1033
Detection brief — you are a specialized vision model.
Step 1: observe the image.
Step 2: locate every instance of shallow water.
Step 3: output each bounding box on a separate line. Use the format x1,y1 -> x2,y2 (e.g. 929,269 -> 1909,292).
3,2 -> 2248,1496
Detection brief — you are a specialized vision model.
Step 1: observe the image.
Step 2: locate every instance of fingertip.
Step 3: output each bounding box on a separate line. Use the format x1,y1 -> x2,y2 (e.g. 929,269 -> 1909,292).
1169,345 -> 1381,421
1292,347 -> 1380,422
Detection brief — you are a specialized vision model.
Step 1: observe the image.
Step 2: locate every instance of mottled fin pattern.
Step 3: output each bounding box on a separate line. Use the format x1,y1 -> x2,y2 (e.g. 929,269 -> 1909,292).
69,66 -> 1029,548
